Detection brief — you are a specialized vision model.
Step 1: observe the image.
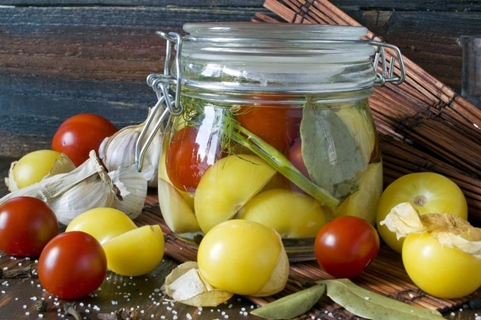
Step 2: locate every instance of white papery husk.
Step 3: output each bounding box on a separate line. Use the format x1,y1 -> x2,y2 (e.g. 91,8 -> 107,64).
250,231 -> 290,297
99,108 -> 162,187
381,202 -> 481,258
163,261 -> 234,307
5,152 -> 76,192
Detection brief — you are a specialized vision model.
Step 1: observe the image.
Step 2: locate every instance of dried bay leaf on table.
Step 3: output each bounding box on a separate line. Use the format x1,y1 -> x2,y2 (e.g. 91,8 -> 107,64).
324,279 -> 445,320
251,279 -> 444,320
250,283 -> 326,319
300,104 -> 363,201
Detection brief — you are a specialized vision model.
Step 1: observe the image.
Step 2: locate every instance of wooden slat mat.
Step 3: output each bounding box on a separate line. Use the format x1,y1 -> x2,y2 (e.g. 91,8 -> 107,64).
253,0 -> 481,226
136,193 -> 481,318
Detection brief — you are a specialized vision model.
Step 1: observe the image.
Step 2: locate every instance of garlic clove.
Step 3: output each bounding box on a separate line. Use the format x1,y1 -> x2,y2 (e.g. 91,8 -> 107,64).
99,108 -> 162,188
108,164 -> 153,219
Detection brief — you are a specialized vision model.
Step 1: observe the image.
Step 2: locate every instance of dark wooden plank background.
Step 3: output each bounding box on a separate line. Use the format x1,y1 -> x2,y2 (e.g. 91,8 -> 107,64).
1,0 -> 480,158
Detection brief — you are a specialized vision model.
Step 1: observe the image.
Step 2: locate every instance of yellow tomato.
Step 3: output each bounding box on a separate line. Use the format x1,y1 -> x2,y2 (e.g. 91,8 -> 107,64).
403,232 -> 481,299
66,208 -> 137,244
376,172 -> 467,253
11,150 -> 75,189
102,225 -> 165,276
197,219 -> 288,296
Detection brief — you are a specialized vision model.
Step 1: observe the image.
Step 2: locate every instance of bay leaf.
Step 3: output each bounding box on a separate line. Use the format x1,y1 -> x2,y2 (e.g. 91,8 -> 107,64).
300,103 -> 363,200
323,279 -> 445,320
250,283 -> 326,319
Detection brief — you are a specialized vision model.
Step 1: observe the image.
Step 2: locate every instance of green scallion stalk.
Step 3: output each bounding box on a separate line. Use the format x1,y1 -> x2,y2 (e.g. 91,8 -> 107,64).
232,126 -> 339,210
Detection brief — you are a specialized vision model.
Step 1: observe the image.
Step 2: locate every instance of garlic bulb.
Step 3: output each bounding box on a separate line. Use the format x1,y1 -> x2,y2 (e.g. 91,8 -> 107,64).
99,108 -> 162,187
0,151 -> 150,225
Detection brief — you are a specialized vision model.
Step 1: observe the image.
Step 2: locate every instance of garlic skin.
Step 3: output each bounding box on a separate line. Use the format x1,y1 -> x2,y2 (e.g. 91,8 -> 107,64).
99,108 -> 162,188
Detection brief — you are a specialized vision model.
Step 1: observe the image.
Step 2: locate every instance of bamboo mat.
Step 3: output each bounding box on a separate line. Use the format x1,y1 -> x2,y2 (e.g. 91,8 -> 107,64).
134,2 -> 481,317
136,193 -> 481,319
253,0 -> 481,226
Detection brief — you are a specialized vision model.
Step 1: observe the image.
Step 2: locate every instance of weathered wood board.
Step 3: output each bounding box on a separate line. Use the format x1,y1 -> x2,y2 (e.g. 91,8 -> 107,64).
1,0 -> 480,157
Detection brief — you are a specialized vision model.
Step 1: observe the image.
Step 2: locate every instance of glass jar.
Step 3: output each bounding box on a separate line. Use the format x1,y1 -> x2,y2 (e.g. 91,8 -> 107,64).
138,23 -> 405,261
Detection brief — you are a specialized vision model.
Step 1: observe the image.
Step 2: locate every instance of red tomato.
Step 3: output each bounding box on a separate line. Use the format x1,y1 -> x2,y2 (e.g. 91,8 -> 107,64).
314,216 -> 380,279
236,104 -> 302,152
166,126 -> 224,192
286,137 -> 309,178
38,231 -> 107,299
52,113 -> 118,166
0,196 -> 58,257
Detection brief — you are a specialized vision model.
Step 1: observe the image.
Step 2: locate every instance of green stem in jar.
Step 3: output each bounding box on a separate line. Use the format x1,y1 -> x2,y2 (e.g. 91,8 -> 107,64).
231,125 -> 340,210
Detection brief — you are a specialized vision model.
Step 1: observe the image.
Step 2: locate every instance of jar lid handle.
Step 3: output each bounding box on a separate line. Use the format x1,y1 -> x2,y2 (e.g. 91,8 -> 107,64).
134,32 -> 184,172
371,40 -> 406,86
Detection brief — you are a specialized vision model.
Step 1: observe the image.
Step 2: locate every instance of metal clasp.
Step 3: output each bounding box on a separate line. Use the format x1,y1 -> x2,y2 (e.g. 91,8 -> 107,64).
370,40 -> 406,86
134,31 -> 184,172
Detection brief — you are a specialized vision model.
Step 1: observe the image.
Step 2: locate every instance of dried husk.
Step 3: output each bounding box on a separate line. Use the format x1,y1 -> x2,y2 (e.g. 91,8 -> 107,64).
381,202 -> 481,258
249,232 -> 290,297
163,261 -> 234,307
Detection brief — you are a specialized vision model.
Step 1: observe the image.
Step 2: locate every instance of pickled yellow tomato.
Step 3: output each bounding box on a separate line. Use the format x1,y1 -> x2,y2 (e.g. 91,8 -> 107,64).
197,219 -> 289,296
194,154 -> 276,233
11,150 -> 75,189
337,162 -> 382,225
238,188 -> 326,238
66,207 -> 137,244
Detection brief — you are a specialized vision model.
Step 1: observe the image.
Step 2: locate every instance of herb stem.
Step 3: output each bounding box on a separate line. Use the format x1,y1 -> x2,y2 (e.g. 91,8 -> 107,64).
232,126 -> 340,210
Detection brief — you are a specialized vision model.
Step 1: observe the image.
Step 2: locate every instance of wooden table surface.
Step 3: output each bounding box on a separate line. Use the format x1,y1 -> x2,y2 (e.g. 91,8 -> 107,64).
0,155 -> 480,320
0,156 -> 266,319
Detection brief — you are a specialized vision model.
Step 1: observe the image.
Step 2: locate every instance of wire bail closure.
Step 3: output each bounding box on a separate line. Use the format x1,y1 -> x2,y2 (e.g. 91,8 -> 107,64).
134,30 -> 406,172
134,31 -> 183,172
370,40 -> 406,86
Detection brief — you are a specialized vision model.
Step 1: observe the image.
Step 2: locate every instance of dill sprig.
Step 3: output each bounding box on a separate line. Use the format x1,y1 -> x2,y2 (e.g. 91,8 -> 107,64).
178,96 -> 339,209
